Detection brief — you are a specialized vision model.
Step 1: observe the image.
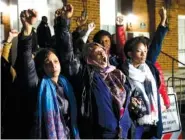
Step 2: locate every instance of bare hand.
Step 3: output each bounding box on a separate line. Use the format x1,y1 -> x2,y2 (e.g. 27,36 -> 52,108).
7,29 -> 19,43
55,4 -> 74,19
159,7 -> 167,22
87,22 -> 95,32
116,14 -> 126,25
9,29 -> 19,38
76,15 -> 88,27
20,9 -> 38,26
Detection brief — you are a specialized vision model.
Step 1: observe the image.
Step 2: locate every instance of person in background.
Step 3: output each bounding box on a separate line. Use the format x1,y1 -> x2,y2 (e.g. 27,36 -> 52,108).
71,14 -> 95,55
1,29 -> 18,138
31,27 -> 39,55
37,16 -> 52,48
72,12 -> 88,44
73,22 -> 96,56
93,29 -> 123,67
115,14 -> 127,62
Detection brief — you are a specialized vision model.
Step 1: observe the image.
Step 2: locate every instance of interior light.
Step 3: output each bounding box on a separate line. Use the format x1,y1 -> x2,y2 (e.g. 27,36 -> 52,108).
0,1 -> 7,12
126,13 -> 138,24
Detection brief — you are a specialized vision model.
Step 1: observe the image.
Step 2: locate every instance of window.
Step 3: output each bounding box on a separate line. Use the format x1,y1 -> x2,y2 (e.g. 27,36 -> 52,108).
100,0 -> 116,34
178,15 -> 185,67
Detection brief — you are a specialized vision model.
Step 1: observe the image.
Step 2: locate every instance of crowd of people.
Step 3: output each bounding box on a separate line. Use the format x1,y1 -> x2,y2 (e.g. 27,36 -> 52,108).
1,4 -> 170,139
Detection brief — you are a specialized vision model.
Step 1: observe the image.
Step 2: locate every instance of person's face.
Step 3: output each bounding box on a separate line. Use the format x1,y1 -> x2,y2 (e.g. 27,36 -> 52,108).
129,43 -> 148,67
42,17 -> 48,23
89,45 -> 108,68
100,35 -> 111,54
43,52 -> 61,79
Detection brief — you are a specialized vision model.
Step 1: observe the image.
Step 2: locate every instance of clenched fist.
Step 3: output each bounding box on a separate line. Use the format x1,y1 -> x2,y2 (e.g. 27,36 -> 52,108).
55,4 -> 74,19
20,9 -> 38,26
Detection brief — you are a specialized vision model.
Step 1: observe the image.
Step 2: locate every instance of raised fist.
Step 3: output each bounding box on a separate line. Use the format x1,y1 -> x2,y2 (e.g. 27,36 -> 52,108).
159,7 -> 167,21
87,22 -> 95,32
9,29 -> 19,38
55,4 -> 74,19
20,9 -> 38,26
76,11 -> 88,27
7,29 -> 19,43
116,14 -> 126,25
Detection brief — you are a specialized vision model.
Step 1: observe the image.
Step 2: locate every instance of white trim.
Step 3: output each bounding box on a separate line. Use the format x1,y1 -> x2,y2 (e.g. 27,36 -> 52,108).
178,16 -> 185,67
178,15 -> 185,19
127,31 -> 150,38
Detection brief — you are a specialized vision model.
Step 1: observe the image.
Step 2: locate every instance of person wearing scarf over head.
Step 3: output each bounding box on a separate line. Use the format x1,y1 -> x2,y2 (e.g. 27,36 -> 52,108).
13,8 -> 79,139
80,42 -> 132,139
122,36 -> 163,139
53,4 -> 132,138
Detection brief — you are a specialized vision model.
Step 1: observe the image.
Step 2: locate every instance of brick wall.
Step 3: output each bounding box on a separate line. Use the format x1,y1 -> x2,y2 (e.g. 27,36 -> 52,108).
68,0 -> 100,41
3,0 -> 100,42
156,0 -> 185,71
132,0 -> 149,32
129,0 -> 185,71
3,0 -> 185,71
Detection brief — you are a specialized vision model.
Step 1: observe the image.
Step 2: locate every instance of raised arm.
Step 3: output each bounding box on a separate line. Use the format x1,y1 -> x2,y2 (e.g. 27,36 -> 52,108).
54,4 -> 81,76
1,30 -> 19,82
14,9 -> 38,89
81,22 -> 95,43
2,30 -> 19,61
72,13 -> 88,44
116,14 -> 127,61
147,7 -> 168,63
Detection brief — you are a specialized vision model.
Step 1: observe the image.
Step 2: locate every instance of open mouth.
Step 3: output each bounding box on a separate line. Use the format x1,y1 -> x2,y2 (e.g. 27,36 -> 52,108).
102,56 -> 106,62
100,55 -> 107,64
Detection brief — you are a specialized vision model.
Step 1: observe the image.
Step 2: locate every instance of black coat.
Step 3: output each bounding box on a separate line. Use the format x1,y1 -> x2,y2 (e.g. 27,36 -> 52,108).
37,21 -> 52,48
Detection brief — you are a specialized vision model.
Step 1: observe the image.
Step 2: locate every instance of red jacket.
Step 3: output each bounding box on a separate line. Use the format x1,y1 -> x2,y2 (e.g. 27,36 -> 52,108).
154,62 -> 170,108
116,25 -> 127,61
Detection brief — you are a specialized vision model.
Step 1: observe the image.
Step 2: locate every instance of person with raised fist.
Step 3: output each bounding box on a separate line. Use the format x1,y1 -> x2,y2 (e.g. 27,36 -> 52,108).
54,3 -> 131,139
13,8 -> 79,139
1,29 -> 19,138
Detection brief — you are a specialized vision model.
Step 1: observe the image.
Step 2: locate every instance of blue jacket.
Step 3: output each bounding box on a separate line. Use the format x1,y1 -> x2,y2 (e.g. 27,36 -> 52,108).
147,25 -> 168,63
54,16 -> 132,139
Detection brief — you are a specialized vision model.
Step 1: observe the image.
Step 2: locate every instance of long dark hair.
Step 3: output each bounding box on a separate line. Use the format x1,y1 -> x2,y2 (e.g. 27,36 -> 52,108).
34,48 -> 57,79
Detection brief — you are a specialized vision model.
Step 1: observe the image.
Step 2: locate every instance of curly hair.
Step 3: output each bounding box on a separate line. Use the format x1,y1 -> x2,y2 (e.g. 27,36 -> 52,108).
124,36 -> 148,58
